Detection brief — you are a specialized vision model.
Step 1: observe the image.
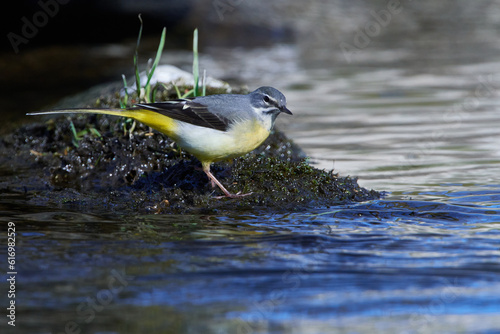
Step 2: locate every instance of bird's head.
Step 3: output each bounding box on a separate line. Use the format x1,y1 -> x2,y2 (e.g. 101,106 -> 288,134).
250,87 -> 292,125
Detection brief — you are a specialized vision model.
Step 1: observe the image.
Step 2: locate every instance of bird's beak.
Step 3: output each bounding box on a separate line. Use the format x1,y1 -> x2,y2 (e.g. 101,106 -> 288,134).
281,106 -> 293,115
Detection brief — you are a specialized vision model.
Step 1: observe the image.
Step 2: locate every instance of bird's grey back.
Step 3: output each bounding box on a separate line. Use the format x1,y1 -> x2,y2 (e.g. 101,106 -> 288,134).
193,94 -> 254,123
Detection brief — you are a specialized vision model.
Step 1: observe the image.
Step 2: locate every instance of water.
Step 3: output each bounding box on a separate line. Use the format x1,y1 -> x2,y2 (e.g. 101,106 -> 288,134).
3,11 -> 500,334
3,56 -> 500,333
3,199 -> 500,333
284,63 -> 500,200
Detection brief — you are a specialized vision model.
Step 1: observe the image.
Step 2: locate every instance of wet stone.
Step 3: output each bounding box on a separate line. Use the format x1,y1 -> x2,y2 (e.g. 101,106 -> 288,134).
0,87 -> 381,214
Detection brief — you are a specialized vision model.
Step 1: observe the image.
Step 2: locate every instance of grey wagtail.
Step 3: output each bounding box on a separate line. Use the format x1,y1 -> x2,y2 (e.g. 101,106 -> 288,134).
28,86 -> 292,198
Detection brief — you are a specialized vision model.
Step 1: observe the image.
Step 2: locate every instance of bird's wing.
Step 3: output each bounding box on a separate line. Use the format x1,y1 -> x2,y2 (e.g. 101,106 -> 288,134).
135,99 -> 230,132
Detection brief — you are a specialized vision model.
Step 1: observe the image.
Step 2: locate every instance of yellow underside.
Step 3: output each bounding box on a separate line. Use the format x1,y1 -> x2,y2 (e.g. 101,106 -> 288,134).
53,108 -> 270,166
134,110 -> 270,165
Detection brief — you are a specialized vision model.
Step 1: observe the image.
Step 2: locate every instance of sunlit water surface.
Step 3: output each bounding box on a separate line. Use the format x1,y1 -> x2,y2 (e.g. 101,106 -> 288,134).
2,45 -> 500,334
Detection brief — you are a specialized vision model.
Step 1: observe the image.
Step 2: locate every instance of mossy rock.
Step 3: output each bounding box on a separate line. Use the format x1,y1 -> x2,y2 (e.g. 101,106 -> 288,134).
0,85 -> 381,214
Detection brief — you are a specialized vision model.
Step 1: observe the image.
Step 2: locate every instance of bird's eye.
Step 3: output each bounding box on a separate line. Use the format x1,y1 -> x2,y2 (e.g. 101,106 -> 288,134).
263,95 -> 270,103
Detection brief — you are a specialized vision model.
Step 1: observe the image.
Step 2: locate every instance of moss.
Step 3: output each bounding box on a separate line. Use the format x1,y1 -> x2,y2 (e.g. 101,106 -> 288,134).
1,85 -> 381,214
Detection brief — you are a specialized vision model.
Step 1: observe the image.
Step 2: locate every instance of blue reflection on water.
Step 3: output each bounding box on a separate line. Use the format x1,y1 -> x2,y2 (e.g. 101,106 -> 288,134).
8,187 -> 500,333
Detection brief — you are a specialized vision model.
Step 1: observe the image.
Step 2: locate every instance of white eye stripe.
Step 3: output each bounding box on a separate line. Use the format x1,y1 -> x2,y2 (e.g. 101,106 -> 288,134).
254,106 -> 279,114
266,96 -> 279,105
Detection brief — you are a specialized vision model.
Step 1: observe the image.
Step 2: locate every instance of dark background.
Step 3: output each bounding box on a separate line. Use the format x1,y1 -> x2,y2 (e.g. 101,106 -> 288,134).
1,0 -> 294,121
2,0 -> 500,121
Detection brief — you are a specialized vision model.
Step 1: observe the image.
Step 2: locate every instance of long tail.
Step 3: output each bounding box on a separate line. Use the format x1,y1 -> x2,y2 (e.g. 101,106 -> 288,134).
27,108 -> 136,118
27,108 -> 178,139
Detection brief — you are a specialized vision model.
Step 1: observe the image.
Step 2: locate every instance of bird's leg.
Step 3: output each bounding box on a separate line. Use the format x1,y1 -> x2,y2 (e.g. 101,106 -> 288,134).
195,165 -> 216,188
204,169 -> 233,198
202,163 -> 252,199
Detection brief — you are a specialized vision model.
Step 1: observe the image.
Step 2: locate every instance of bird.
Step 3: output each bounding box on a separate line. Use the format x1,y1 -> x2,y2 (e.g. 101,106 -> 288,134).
27,86 -> 292,198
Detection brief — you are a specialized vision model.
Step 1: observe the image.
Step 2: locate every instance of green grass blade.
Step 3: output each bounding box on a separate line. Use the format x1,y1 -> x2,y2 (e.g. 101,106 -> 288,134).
69,119 -> 78,139
145,27 -> 166,89
89,128 -> 102,139
121,74 -> 129,108
134,14 -> 144,95
181,89 -> 195,98
146,58 -> 153,79
172,83 -> 182,98
192,28 -> 199,96
121,74 -> 128,90
202,69 -> 207,96
68,119 -> 80,147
